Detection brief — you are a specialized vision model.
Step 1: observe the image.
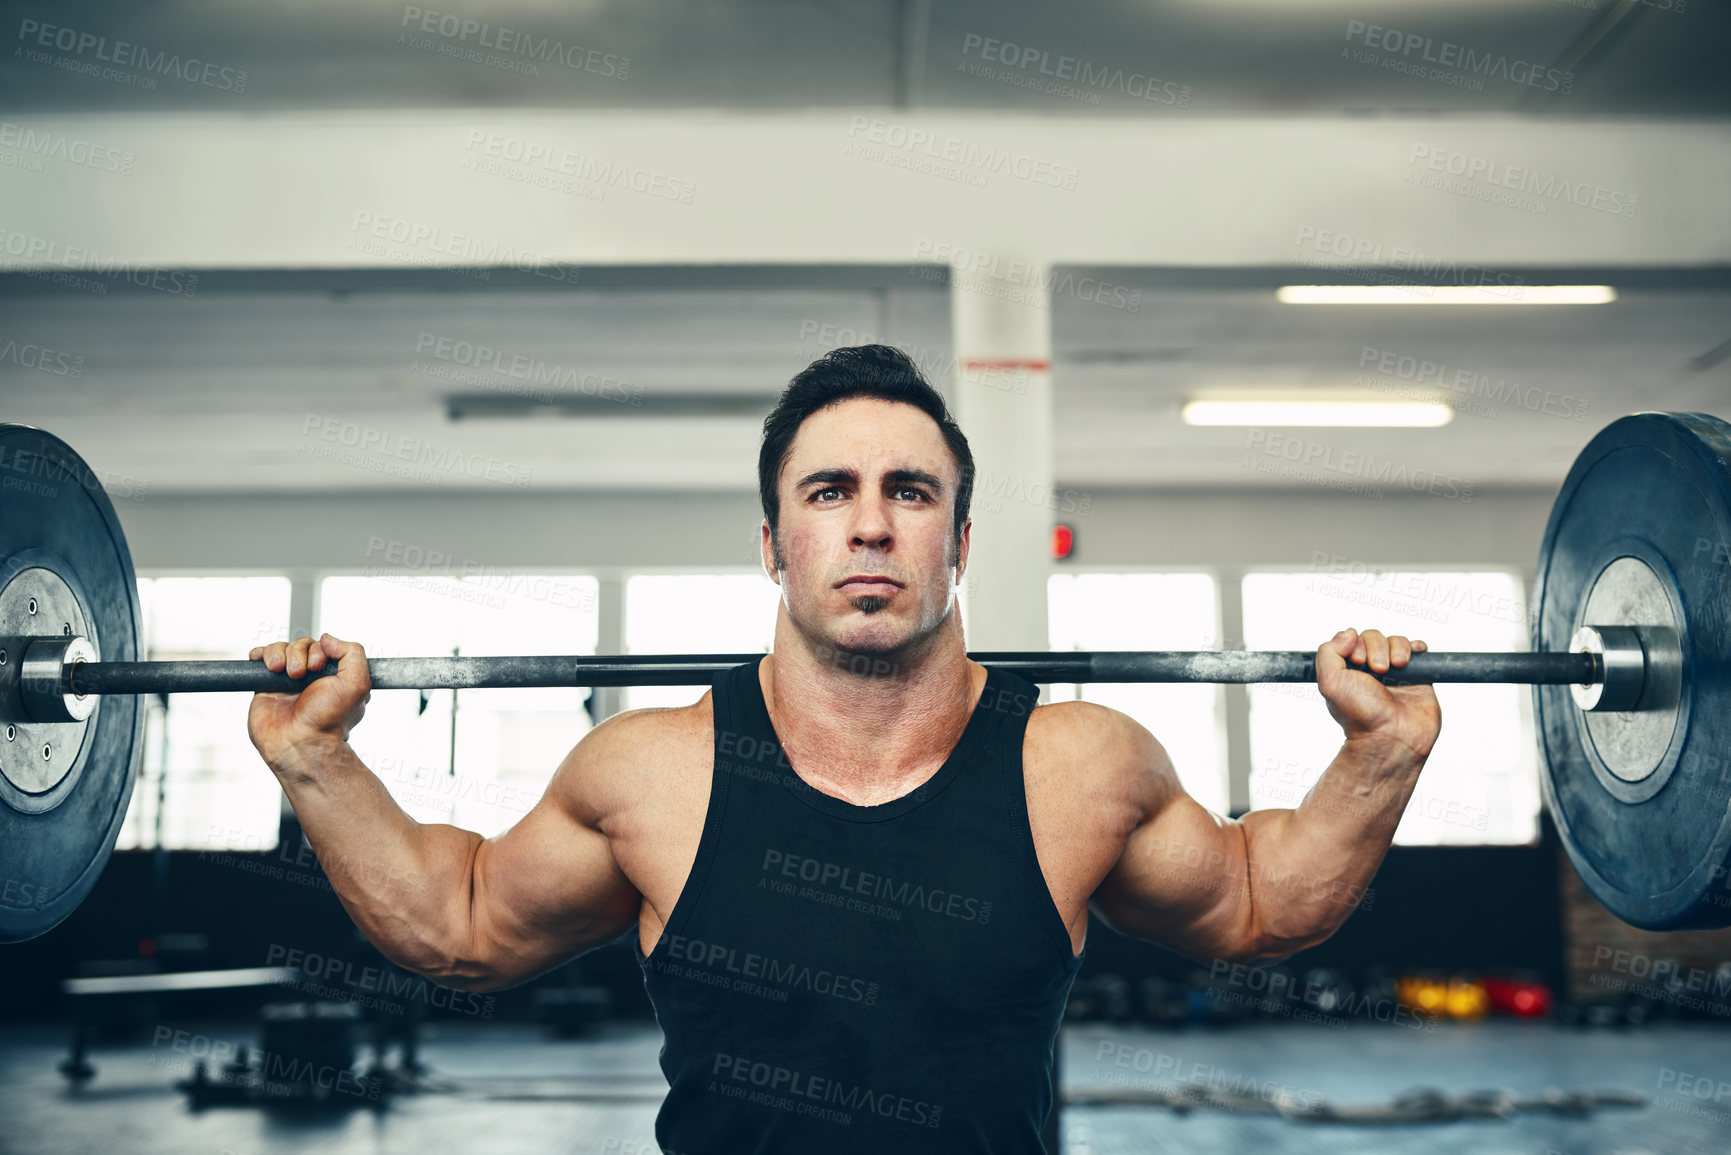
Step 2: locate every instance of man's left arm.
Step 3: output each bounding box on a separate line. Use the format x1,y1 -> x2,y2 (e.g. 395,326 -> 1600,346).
1090,628 -> 1441,962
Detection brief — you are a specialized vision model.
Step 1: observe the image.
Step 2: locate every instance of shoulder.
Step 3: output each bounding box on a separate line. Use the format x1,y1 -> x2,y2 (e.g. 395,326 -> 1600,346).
545,693 -> 715,824
586,694 -> 715,757
1025,699 -> 1177,814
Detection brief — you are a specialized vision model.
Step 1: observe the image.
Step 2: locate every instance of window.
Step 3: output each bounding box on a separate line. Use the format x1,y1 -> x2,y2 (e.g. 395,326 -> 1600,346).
623,574 -> 781,710
1047,573 -> 1227,814
1240,570 -> 1538,846
118,577 -> 293,852
318,574 -> 599,838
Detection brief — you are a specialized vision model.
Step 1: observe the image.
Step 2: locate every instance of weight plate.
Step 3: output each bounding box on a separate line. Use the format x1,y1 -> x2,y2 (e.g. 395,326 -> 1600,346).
0,424 -> 142,943
1534,412 -> 1731,930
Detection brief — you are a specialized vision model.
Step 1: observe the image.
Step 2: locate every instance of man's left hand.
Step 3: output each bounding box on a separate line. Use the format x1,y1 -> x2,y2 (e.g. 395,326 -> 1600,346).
1316,628 -> 1442,761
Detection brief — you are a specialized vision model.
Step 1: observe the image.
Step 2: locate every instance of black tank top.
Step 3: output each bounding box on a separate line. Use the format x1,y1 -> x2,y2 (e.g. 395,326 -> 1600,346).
634,657 -> 1084,1154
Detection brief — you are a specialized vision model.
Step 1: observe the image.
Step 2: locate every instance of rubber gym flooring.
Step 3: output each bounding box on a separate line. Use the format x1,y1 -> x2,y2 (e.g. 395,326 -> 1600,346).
0,1019 -> 1724,1154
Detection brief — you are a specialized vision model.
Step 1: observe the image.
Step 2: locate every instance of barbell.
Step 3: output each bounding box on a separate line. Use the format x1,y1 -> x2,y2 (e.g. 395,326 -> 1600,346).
0,413 -> 1727,944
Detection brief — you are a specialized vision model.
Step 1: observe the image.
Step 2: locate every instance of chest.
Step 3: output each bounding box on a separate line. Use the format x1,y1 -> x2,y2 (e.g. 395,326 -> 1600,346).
615,731 -> 1126,958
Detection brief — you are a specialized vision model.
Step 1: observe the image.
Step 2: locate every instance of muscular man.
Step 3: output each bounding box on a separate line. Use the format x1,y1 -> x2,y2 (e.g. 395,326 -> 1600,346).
248,344 -> 1441,1153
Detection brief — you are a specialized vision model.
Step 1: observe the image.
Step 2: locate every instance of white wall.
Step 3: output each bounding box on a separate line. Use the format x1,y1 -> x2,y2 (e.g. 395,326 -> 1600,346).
3,113 -> 1727,270
119,486 -> 1554,575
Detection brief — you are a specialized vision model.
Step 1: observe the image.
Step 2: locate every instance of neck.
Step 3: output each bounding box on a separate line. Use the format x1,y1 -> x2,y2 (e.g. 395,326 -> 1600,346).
759,606 -> 985,805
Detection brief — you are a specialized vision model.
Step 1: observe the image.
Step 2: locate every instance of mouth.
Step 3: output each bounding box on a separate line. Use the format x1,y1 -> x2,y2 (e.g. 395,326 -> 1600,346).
836,575 -> 905,597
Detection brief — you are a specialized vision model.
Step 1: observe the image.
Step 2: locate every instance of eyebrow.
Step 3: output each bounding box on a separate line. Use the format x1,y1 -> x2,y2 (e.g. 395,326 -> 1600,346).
794,467 -> 945,493
886,468 -> 944,492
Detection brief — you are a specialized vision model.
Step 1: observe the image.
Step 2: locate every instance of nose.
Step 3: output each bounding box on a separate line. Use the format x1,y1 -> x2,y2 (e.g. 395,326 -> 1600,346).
848,489 -> 893,551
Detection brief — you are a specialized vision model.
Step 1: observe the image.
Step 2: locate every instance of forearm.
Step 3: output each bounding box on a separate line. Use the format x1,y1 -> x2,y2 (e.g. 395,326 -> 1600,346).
1239,735 -> 1426,953
270,737 -> 486,982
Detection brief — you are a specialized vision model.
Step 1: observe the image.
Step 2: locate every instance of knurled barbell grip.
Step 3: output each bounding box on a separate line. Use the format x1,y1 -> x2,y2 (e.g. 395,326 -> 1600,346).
62,649 -> 1604,696
1076,650 -> 1601,685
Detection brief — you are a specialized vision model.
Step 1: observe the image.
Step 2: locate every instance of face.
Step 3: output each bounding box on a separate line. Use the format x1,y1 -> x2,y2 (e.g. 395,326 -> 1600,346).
762,397 -> 969,660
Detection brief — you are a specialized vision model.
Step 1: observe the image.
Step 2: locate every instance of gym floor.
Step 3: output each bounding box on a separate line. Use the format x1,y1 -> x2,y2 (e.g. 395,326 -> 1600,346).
0,1019 -> 1724,1155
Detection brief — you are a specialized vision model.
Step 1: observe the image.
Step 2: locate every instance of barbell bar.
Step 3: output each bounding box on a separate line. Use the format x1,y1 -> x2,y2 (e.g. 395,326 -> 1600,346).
50,648 -> 1603,698
1,411 -> 1729,945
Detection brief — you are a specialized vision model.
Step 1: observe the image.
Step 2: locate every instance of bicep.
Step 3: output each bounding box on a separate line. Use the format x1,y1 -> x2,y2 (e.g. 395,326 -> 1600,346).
465,737 -> 643,986
1089,747 -> 1257,961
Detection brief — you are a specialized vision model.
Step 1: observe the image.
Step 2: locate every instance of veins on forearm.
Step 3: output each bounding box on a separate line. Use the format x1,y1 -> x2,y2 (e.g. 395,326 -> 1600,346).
1300,743 -> 1426,824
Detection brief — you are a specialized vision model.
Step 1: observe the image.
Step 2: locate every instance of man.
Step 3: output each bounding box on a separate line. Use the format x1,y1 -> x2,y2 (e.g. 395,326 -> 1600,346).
248,344 -> 1441,1153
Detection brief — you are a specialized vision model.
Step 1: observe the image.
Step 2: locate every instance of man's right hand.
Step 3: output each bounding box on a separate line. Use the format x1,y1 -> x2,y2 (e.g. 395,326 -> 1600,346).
246,633 -> 372,771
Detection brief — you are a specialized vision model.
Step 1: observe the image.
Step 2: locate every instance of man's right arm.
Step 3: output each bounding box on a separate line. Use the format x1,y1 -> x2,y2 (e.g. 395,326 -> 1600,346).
249,634 -> 643,993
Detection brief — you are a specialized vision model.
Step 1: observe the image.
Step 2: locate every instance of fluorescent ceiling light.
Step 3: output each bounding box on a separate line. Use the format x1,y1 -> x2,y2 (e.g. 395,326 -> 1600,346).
1275,285 -> 1617,306
1182,399 -> 1454,427
445,392 -> 774,420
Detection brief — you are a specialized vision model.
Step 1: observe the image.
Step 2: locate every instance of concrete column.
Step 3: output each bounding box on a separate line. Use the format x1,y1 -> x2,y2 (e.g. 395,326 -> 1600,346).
947,258 -> 1054,653
286,572 -> 319,641
1216,569 -> 1254,817
592,573 -> 627,722
280,572 -> 322,835
948,261 -> 1059,1149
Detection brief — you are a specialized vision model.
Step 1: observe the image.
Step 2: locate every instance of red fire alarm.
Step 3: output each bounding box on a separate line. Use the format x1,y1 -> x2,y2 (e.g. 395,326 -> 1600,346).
1051,524 -> 1074,560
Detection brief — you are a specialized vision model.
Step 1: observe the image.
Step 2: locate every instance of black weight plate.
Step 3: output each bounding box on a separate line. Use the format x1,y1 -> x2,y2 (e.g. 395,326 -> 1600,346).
1534,412 -> 1731,930
0,424 -> 142,943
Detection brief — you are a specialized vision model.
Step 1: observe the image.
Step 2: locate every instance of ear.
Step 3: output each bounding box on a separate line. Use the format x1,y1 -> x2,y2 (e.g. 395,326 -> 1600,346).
954,518 -> 972,583
760,520 -> 782,586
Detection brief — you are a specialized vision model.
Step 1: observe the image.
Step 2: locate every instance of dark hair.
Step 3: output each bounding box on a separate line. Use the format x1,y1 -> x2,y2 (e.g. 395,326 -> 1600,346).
758,344 -> 974,549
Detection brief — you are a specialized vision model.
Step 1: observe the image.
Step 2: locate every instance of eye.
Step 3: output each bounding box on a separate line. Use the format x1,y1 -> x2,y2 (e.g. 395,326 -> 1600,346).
895,486 -> 929,503
812,486 -> 844,503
